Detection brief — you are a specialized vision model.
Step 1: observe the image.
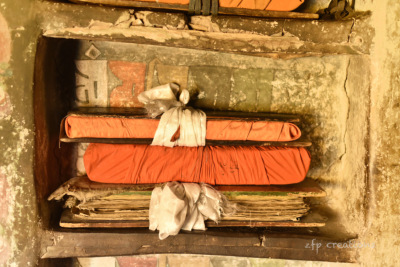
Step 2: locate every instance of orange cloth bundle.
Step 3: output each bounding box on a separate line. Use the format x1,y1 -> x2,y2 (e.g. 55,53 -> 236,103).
65,116 -> 301,142
84,144 -> 311,185
136,0 -> 303,11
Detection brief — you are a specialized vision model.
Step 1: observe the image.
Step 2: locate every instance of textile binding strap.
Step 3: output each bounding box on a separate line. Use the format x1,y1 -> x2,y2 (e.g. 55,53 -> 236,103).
189,0 -> 218,16
137,83 -> 206,147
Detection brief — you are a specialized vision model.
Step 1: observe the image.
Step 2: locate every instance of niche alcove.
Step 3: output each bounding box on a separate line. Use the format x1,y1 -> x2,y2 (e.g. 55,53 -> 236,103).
33,4 -> 371,263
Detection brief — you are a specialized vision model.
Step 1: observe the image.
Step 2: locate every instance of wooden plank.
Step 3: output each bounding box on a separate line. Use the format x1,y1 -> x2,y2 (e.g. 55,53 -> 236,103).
69,0 -> 319,19
43,27 -> 362,59
41,238 -> 356,263
67,107 -> 301,122
48,176 -> 326,202
40,228 -> 356,262
60,107 -> 310,147
59,133 -> 312,147
60,209 -> 325,228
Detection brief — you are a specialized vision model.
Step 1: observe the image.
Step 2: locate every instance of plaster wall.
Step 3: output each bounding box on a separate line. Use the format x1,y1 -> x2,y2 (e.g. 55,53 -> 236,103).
356,0 -> 400,265
0,0 -> 40,266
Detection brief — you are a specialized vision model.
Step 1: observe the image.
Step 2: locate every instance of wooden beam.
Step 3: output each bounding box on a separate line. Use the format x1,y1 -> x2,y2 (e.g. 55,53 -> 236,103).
40,228 -> 356,262
43,26 -> 363,58
69,0 -> 319,19
60,133 -> 312,147
37,2 -> 371,58
67,107 -> 301,122
60,107 -> 310,147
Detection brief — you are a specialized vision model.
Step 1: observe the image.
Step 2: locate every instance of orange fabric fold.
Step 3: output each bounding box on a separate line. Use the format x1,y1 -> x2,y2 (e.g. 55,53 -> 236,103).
65,116 -> 301,142
84,144 -> 310,185
127,0 -> 302,11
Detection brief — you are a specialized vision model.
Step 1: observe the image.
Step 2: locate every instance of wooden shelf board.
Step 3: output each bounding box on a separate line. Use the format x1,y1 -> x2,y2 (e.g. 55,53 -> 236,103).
60,134 -> 312,147
40,227 -> 356,262
60,107 -> 310,147
67,107 -> 301,122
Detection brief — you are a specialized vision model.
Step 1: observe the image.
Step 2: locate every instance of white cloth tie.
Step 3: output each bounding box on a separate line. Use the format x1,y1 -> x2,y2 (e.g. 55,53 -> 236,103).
149,182 -> 224,240
138,83 -> 206,147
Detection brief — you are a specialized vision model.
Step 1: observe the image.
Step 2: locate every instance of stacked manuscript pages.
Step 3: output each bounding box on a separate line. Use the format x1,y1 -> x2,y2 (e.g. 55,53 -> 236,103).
49,176 -> 327,228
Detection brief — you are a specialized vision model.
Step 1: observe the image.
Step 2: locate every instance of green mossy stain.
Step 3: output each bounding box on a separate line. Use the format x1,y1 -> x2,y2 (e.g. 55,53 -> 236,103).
222,191 -> 297,197
116,191 -> 153,196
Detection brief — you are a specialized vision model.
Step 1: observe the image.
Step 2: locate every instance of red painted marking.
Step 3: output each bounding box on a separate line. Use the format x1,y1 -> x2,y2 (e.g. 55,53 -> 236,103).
109,61 -> 146,107
0,91 -> 12,118
0,170 -> 9,224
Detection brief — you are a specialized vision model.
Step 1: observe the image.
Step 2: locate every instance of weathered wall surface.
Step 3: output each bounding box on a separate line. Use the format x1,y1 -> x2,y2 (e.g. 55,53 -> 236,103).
0,0 -> 41,266
357,0 -> 400,265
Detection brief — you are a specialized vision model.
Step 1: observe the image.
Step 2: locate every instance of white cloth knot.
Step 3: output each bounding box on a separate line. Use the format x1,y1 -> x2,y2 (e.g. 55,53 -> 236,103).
138,83 -> 206,147
149,182 -> 229,240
